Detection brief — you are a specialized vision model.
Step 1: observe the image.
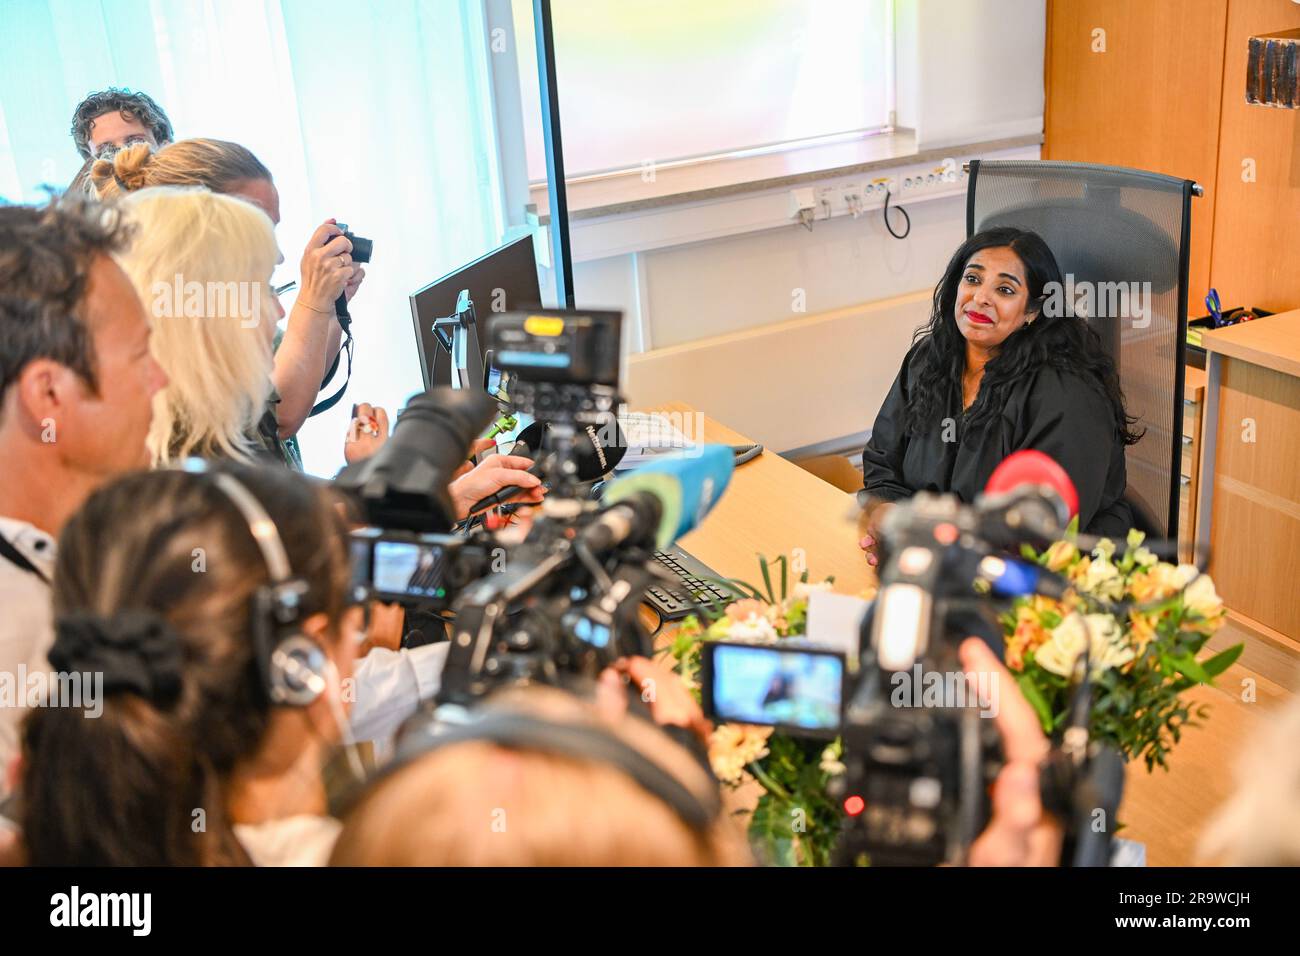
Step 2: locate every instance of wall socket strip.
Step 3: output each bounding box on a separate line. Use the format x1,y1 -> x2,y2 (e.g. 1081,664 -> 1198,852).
788,157 -> 969,225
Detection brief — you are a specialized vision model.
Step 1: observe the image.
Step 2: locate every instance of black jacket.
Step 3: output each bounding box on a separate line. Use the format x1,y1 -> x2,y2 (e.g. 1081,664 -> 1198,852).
862,343 -> 1133,538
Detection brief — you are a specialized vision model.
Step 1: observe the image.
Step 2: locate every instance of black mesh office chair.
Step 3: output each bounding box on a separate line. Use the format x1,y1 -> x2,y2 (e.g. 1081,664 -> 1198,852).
966,160 -> 1199,538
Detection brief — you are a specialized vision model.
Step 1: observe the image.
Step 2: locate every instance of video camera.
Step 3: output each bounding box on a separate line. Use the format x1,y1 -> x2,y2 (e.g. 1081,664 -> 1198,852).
336,307 -> 732,705
701,474 -> 1126,867
483,308 -> 625,497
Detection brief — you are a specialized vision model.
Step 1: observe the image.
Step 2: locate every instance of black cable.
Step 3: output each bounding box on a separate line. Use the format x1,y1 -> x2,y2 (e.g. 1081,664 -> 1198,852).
883,187 -> 911,240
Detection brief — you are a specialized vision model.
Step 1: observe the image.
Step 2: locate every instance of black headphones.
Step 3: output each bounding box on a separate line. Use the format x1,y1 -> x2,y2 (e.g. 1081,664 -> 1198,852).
181,461 -> 329,708
376,706 -> 723,834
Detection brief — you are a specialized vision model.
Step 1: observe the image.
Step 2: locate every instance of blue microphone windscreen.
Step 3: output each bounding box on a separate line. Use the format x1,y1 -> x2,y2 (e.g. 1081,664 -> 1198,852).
602,444 -> 734,548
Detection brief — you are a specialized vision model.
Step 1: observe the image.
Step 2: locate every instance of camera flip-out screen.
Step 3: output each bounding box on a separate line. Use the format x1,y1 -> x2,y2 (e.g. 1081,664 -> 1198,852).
703,642 -> 845,736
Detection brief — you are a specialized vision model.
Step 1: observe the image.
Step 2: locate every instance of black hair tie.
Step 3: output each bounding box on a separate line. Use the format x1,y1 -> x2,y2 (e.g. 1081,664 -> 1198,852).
50,610 -> 184,705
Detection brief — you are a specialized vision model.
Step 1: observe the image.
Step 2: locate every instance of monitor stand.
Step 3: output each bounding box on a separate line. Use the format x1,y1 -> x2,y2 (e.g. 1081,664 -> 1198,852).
432,289 -> 484,390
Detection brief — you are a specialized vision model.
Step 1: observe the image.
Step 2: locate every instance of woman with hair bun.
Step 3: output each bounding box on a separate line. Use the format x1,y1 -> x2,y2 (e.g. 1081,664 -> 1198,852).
20,464 -> 362,866
93,139 -> 362,458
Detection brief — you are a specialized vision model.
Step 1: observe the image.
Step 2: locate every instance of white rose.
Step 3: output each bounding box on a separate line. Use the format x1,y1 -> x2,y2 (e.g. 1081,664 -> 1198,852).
728,613 -> 779,643
1132,546 -> 1158,568
1034,614 -> 1090,677
1085,614 -> 1135,673
1142,562 -> 1184,599
1174,564 -> 1200,589
1092,538 -> 1117,561
1082,556 -> 1125,601
819,743 -> 846,777
1184,575 -> 1223,618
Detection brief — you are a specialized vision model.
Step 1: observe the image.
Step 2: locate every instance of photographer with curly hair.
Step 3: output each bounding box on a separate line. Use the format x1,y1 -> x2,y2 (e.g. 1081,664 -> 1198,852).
69,87 -> 174,161
93,139 -> 362,449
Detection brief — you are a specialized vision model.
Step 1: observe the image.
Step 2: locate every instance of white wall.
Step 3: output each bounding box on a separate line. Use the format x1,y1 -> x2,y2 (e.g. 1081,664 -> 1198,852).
636,193 -> 963,349
900,0 -> 1047,147
566,194 -> 963,452
523,0 -> 1048,452
626,291 -> 934,455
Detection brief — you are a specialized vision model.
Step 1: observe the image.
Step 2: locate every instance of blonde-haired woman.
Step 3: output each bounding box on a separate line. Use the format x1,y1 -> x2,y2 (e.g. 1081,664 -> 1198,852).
114,185 -> 282,465
93,140 -> 359,448
331,672 -> 752,867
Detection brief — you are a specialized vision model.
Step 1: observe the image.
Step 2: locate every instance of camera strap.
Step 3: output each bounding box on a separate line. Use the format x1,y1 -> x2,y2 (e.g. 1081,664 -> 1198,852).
310,319 -> 353,417
0,533 -> 50,586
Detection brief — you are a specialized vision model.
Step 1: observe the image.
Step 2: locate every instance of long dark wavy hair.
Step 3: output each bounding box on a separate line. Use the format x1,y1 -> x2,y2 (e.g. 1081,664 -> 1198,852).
905,226 -> 1142,445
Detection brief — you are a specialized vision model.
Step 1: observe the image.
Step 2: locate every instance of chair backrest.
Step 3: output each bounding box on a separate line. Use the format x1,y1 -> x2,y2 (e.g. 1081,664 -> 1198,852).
966,159 -> 1196,538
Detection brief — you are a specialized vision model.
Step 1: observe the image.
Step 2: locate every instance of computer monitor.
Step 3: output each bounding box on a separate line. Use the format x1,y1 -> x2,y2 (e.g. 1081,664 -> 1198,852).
409,234 -> 543,389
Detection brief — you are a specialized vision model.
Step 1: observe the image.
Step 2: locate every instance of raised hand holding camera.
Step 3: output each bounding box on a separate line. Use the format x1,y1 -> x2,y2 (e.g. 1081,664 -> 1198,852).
298,219 -> 353,316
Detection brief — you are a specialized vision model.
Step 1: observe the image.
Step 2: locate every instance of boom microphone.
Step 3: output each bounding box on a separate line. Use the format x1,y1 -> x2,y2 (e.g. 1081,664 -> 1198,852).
509,417 -> 627,482
599,445 -> 735,550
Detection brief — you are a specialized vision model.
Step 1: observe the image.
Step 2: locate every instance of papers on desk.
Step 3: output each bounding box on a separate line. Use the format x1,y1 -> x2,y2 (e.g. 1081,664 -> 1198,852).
805,591 -> 870,660
615,411 -> 698,469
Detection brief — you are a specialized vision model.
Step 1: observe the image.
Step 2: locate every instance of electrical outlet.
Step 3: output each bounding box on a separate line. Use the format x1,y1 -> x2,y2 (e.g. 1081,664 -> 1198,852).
789,187 -> 816,219
841,182 -> 862,218
815,185 -> 836,219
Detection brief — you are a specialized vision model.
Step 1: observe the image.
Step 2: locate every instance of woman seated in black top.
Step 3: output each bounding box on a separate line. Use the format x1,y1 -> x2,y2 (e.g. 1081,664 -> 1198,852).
858,227 -> 1141,566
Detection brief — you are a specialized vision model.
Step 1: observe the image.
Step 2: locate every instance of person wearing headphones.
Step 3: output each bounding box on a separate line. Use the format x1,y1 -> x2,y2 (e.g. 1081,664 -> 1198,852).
329,640 -> 1061,867
19,463 -> 368,866
93,138 -> 361,451
331,679 -> 752,867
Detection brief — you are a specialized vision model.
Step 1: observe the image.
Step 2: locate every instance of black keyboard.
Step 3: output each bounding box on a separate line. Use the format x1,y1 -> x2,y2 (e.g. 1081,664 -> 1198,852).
645,547 -> 732,621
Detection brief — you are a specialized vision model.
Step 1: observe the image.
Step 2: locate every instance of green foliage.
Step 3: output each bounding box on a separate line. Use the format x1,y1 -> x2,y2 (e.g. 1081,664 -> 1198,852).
666,552 -> 845,866
745,736 -> 842,867
1008,531 -> 1243,771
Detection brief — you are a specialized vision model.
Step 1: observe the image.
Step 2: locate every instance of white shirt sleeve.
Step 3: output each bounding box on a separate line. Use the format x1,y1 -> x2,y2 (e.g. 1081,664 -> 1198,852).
347,642 -> 450,744
0,523 -> 56,797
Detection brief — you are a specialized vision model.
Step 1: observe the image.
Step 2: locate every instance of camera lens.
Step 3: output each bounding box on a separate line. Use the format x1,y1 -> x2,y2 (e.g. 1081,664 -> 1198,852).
349,234 -> 374,264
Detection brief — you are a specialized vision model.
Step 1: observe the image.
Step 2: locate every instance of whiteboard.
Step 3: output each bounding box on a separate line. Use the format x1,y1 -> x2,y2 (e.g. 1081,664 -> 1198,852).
512,0 -> 894,179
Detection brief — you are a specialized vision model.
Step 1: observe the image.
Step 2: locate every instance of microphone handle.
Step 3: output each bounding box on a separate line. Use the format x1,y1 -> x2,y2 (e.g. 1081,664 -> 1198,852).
466,462 -> 547,516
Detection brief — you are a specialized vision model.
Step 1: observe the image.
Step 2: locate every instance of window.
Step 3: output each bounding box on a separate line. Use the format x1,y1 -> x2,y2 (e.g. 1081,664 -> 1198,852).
0,0 -> 507,476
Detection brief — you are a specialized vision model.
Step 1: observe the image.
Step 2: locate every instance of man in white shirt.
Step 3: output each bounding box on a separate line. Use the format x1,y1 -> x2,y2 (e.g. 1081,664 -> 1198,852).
0,199 -> 168,790
0,201 -> 454,800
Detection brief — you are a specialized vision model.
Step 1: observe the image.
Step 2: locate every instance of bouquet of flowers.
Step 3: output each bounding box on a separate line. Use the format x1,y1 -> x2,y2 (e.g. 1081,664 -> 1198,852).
666,556 -> 859,867
1003,527 -> 1241,770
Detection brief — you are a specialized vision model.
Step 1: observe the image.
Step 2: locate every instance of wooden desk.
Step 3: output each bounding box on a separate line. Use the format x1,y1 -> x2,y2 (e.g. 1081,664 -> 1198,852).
656,402 -> 874,596
1198,309 -> 1300,672
653,405 -> 1291,866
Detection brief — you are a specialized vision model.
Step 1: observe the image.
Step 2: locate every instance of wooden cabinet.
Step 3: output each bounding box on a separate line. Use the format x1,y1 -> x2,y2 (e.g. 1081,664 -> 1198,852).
1200,311 -> 1300,653
1179,366 -> 1206,564
1044,0 -> 1228,303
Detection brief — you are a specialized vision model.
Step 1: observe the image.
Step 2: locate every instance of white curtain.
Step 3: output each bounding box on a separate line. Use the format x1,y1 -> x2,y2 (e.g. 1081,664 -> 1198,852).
0,0 -> 508,475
